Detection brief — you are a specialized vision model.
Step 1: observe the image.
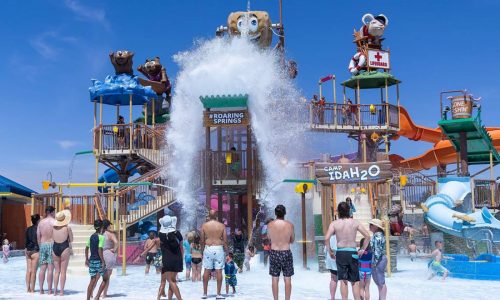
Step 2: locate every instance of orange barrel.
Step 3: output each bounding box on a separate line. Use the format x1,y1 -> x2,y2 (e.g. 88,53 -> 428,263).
450,95 -> 473,119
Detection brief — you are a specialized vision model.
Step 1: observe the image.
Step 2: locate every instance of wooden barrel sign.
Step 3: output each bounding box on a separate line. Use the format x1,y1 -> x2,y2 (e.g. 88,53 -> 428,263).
450,95 -> 472,119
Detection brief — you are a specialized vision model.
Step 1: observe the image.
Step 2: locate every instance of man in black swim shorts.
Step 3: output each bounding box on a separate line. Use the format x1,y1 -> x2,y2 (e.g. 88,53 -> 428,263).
267,205 -> 295,300
324,201 -> 370,300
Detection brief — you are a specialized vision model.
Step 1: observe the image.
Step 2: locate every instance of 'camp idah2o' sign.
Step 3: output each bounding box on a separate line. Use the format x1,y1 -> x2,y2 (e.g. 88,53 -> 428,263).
315,161 -> 393,184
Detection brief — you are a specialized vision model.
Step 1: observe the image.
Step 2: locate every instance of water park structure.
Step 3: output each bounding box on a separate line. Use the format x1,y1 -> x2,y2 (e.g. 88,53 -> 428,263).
25,3 -> 500,283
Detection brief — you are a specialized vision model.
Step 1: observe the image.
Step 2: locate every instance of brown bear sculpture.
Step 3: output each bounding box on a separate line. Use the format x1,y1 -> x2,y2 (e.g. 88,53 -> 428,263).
109,50 -> 134,75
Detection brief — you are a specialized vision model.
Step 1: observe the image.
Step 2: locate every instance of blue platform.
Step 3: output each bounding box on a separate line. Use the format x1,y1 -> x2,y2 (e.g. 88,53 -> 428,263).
442,253 -> 500,280
89,74 -> 158,106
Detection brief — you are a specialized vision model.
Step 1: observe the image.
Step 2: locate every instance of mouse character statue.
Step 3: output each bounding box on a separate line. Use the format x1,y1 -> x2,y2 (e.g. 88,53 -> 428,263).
359,13 -> 388,47
227,11 -> 272,48
137,57 -> 172,116
109,50 -> 134,75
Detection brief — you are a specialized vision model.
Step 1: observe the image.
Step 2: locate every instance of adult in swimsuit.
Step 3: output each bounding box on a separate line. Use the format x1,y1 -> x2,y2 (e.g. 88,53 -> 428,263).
200,210 -> 228,300
25,214 -> 40,293
267,205 -> 295,300
52,210 -> 73,296
325,202 -> 370,300
37,206 -> 56,295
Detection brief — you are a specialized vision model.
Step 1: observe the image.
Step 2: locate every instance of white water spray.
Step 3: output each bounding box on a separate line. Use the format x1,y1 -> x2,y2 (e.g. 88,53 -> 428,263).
166,37 -> 308,229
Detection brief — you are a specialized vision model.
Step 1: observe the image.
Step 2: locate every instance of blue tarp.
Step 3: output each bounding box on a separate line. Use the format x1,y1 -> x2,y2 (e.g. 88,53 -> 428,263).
0,175 -> 37,197
89,74 -> 158,106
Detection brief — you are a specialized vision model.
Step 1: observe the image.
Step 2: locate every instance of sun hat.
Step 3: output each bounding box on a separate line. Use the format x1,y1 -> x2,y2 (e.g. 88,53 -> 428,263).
159,215 -> 175,234
53,210 -> 72,227
368,218 -> 384,230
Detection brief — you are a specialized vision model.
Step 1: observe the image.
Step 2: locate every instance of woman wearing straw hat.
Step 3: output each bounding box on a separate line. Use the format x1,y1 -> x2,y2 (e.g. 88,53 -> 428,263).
369,218 -> 387,300
52,210 -> 73,296
157,215 -> 184,300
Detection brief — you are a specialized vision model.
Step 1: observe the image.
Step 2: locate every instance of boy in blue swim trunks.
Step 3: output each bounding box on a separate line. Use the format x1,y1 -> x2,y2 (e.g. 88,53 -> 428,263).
85,219 -> 106,300
425,241 -> 450,281
224,252 -> 237,295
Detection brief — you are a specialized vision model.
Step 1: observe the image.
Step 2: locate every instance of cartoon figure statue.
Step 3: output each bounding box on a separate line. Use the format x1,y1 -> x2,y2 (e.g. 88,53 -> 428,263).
109,50 -> 134,75
216,10 -> 297,79
137,57 -> 172,116
358,13 -> 389,47
226,11 -> 273,48
348,13 -> 389,75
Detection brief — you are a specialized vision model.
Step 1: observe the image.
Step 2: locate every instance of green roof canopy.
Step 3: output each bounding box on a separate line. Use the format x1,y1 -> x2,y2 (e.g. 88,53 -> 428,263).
200,94 -> 248,109
342,72 -> 401,89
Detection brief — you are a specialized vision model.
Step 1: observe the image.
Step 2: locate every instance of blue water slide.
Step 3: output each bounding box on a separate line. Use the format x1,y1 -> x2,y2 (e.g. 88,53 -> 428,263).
98,164 -> 138,192
423,178 -> 500,243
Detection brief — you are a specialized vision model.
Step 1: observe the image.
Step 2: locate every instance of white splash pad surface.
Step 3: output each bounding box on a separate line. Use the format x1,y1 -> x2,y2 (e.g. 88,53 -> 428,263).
1,256 -> 498,299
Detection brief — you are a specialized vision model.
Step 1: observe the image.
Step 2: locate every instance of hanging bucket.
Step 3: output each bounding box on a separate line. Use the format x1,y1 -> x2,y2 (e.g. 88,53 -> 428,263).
450,95 -> 473,119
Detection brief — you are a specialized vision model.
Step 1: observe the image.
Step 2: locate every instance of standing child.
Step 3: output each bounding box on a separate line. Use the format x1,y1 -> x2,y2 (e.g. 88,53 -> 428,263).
244,245 -> 256,271
262,238 -> 271,267
183,232 -> 193,280
325,234 -> 338,300
2,239 -> 10,263
190,234 -> 203,282
358,238 -> 373,300
85,219 -> 106,300
224,253 -> 237,295
408,240 -> 418,261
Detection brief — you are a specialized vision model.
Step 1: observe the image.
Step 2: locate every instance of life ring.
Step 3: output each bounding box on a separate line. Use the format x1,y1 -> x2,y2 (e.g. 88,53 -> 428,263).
348,52 -> 366,75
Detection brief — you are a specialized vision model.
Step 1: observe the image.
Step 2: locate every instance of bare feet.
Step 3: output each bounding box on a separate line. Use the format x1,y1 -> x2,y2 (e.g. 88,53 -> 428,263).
48,289 -> 53,295
40,289 -> 44,295
59,291 -> 64,296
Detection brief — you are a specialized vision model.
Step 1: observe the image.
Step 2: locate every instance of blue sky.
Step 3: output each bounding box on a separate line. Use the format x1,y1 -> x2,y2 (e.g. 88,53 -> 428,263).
1,0 -> 500,192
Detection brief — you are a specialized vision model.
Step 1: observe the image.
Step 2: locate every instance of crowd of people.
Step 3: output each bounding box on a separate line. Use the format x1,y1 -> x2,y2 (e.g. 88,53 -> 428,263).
12,198 -> 454,300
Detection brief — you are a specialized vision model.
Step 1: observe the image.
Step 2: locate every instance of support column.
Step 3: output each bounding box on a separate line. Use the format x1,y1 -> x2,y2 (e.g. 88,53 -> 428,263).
246,125 -> 253,239
230,194 -> 236,236
205,123 -> 212,209
459,132 -> 469,176
301,184 -> 308,269
218,193 -> 223,222
238,195 -> 243,230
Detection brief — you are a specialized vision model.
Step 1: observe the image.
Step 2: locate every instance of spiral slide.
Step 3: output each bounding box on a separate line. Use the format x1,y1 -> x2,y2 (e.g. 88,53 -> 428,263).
422,178 -> 500,242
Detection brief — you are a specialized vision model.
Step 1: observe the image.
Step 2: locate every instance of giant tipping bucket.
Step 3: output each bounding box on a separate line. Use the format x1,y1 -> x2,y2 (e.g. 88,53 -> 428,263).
450,95 -> 473,119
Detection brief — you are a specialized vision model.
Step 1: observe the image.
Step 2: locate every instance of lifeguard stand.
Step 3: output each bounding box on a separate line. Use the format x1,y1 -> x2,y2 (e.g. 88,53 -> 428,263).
200,94 -> 260,237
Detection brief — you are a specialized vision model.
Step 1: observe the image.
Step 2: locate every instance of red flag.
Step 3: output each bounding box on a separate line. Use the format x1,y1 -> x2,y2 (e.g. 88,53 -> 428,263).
320,74 -> 335,83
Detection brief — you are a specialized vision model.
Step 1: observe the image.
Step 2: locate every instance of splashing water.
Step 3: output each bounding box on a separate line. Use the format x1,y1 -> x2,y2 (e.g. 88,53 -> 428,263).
166,37 -> 308,230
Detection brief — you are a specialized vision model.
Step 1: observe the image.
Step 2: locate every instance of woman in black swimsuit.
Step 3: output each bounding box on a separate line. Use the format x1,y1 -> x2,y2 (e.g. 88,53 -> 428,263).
25,214 -> 40,293
52,210 -> 73,296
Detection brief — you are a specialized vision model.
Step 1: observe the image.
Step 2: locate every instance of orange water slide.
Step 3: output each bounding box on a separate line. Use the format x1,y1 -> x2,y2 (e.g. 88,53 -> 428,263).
393,106 -> 500,171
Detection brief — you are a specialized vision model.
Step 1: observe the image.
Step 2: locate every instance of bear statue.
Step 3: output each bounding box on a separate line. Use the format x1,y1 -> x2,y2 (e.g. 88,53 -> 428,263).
137,57 -> 172,117
109,50 -> 134,75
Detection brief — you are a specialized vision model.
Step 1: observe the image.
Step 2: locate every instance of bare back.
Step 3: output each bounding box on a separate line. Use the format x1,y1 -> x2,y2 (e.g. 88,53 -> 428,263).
331,218 -> 360,248
144,238 -> 158,253
201,220 -> 226,246
38,217 -> 55,244
267,219 -> 294,251
53,226 -> 71,243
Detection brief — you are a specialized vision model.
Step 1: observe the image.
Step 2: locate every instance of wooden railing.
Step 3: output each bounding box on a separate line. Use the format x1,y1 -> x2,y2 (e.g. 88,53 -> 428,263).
94,123 -> 165,154
309,103 -> 399,129
32,193 -> 116,225
207,150 -> 248,183
473,179 -> 498,209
